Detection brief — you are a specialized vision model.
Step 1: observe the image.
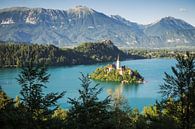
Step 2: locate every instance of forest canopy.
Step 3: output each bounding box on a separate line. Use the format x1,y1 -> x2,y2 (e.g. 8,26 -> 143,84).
0,40 -> 142,68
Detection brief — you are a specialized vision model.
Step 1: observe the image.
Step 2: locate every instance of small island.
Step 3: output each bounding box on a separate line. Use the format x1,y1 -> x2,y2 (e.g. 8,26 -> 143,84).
90,55 -> 144,84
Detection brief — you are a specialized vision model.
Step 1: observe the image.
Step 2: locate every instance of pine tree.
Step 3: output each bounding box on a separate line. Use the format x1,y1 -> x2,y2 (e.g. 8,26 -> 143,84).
0,86 -> 24,129
66,73 -> 111,129
17,61 -> 65,128
160,52 -> 195,129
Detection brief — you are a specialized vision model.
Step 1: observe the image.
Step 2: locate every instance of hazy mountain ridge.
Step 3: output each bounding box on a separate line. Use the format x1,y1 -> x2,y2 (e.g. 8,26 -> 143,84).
0,6 -> 195,48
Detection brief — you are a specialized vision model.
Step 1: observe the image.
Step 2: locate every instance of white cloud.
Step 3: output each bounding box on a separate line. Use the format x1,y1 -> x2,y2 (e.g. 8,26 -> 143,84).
179,8 -> 187,12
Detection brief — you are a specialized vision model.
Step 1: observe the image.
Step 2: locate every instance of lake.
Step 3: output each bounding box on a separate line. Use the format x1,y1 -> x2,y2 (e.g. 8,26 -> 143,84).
0,58 -> 176,111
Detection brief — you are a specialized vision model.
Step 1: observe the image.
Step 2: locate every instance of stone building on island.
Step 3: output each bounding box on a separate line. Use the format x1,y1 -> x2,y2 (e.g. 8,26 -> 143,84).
91,55 -> 144,84
106,55 -> 131,75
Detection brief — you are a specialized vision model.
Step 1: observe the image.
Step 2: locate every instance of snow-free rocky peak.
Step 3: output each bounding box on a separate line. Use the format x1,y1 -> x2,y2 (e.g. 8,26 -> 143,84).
67,5 -> 95,15
0,7 -> 195,48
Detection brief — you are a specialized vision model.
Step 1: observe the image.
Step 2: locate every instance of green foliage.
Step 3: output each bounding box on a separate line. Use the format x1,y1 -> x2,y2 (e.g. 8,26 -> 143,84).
0,86 -> 13,110
130,108 -> 148,129
0,87 -> 67,129
0,87 -> 28,129
134,52 -> 195,129
46,108 -> 68,129
90,65 -> 143,84
141,101 -> 180,129
0,43 -> 86,67
75,41 -> 128,62
127,49 -> 195,58
17,62 -> 65,120
0,41 -> 135,68
15,62 -> 66,129
108,86 -> 133,129
1,52 -> 195,129
66,73 -> 111,129
160,52 -> 195,129
52,108 -> 68,121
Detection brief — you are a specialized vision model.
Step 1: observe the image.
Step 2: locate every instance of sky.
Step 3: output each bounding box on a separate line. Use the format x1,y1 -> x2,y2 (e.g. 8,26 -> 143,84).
0,0 -> 195,26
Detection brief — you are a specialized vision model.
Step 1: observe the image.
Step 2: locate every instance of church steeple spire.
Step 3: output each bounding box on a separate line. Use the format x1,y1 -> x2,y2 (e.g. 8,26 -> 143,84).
116,54 -> 120,69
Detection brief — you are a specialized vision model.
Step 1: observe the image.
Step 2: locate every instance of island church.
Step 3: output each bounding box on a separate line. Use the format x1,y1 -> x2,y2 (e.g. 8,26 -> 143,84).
91,55 -> 144,84
106,55 -> 127,75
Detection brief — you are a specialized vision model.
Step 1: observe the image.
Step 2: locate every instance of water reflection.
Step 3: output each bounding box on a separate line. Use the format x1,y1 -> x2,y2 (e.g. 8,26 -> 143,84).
94,80 -> 142,98
106,82 -> 142,98
107,83 -> 124,98
122,83 -> 140,93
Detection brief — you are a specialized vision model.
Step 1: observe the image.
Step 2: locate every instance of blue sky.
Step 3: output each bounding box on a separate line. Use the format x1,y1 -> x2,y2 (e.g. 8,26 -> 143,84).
0,0 -> 195,26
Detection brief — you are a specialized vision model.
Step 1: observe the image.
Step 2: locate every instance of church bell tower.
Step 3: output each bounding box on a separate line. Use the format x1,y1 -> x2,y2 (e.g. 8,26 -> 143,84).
116,55 -> 120,70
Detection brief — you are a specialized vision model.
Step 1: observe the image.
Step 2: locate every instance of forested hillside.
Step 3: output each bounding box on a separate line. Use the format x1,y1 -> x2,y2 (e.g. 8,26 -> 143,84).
0,40 -> 143,68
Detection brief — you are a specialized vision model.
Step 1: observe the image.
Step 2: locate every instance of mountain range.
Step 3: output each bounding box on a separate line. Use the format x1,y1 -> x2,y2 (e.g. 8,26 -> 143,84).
0,5 -> 195,48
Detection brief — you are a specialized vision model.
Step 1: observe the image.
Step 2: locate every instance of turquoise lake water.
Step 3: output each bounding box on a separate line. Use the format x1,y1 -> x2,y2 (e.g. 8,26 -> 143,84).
0,58 -> 176,111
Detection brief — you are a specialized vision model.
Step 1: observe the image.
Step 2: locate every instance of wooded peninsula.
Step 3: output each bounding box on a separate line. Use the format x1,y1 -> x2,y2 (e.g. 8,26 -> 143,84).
0,40 -> 143,68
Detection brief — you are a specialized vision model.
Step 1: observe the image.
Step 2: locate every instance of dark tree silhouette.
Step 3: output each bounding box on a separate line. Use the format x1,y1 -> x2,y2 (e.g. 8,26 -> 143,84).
66,73 -> 111,129
160,52 -> 195,129
17,61 -> 65,128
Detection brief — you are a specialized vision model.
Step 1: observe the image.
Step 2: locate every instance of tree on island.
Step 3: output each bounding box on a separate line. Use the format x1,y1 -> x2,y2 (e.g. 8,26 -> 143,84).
90,65 -> 143,84
90,55 -> 143,84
